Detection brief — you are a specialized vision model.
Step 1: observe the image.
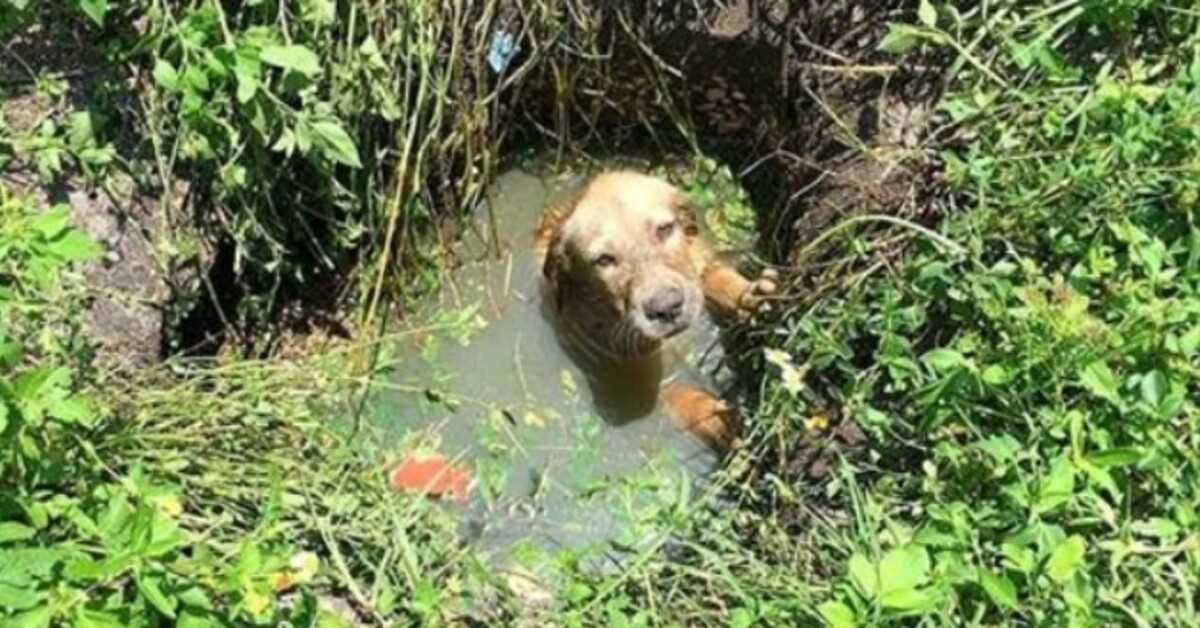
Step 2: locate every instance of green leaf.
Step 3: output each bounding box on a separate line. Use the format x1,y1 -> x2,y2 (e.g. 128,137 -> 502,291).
1139,370 -> 1167,409
66,111 -> 97,151
817,601 -> 857,628
62,559 -> 106,583
260,45 -> 322,77
76,0 -> 106,25
878,24 -> 925,54
879,587 -> 940,611
233,47 -> 262,104
1077,458 -> 1119,500
1036,457 -> 1075,513
1078,361 -> 1120,406
153,60 -> 180,91
45,230 -> 103,262
1132,239 -> 1166,275
0,522 -> 37,543
1179,326 -> 1200,357
7,605 -> 53,628
0,548 -> 65,584
1132,518 -> 1181,540
0,339 -> 20,368
31,207 -> 69,239
63,556 -> 131,583
1000,542 -> 1035,573
0,582 -> 40,611
917,0 -> 937,27
73,608 -> 125,628
176,586 -> 213,611
50,395 -> 96,426
922,348 -> 967,373
1046,535 -> 1086,582
77,147 -> 115,167
848,553 -> 878,596
879,545 -> 930,593
979,570 -> 1017,609
177,609 -> 221,628
183,66 -> 211,93
136,573 -> 177,618
981,364 -> 1011,385
976,434 -> 1021,464
1088,448 -> 1142,468
312,121 -> 363,168
236,73 -> 258,104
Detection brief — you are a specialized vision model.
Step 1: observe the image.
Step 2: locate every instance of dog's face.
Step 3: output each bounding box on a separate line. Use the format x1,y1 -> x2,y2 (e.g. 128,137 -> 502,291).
543,171 -> 703,355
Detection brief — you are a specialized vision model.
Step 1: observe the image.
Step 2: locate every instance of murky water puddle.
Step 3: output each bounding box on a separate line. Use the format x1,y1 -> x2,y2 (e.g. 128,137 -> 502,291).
369,169 -> 736,571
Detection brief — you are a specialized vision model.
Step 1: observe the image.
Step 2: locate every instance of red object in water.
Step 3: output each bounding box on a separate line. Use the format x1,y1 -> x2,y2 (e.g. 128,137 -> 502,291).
388,454 -> 472,503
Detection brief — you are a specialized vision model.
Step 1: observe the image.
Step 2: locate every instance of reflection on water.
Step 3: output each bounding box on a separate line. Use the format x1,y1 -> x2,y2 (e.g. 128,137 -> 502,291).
370,169 -> 734,569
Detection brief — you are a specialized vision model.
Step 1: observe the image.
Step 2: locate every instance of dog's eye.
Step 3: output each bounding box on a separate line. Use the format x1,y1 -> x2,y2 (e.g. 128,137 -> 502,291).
656,221 -> 676,241
592,253 -> 617,268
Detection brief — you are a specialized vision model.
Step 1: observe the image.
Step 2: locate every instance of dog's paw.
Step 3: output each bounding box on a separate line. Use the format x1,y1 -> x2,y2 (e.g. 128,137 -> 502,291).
737,268 -> 780,314
661,383 -> 739,451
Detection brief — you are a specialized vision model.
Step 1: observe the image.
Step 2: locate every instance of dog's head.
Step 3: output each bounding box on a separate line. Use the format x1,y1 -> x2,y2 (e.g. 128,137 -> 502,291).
540,171 -> 703,357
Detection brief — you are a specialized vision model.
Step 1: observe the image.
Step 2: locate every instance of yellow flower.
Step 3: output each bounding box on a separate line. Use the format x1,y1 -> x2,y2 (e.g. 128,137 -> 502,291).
805,413 -> 829,432
154,495 -> 183,518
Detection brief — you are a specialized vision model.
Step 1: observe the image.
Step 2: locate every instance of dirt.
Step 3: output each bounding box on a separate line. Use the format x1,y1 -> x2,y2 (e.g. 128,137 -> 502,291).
512,1 -> 946,261
1,13 -> 195,368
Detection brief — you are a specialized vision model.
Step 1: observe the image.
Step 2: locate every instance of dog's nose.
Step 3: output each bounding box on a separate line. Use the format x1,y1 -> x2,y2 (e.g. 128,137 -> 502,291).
644,288 -> 685,323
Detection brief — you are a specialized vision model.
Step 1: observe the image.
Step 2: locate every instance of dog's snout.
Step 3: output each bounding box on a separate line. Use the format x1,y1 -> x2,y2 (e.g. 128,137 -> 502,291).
643,287 -> 685,323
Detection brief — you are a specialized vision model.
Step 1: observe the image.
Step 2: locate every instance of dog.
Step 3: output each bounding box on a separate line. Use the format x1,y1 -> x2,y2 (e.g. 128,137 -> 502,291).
534,170 -> 776,450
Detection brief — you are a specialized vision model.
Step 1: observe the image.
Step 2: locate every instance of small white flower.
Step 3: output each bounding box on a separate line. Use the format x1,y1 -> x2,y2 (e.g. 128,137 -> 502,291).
764,348 -> 792,368
764,348 -> 806,396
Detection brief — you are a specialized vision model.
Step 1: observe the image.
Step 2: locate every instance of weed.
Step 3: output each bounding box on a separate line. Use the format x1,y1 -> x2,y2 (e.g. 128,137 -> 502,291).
8,0 -> 1200,625
500,2 -> 1200,626
0,184 -> 522,624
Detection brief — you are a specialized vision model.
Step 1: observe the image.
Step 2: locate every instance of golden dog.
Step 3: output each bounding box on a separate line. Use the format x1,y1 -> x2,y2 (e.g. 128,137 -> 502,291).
535,170 -> 776,450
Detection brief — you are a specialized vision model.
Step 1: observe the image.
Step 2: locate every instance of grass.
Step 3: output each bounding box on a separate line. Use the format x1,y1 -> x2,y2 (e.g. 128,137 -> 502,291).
4,0 -> 1200,626
580,2 -> 1200,626
0,184 -> 521,624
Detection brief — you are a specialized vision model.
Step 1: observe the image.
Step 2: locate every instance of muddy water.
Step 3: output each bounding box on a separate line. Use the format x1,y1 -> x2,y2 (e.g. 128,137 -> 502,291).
371,169 -> 734,569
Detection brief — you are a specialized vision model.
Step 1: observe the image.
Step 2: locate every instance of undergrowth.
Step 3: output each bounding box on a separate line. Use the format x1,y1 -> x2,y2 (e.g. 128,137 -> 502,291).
581,1 -> 1200,626
0,183 -> 529,625
5,0 -> 1200,626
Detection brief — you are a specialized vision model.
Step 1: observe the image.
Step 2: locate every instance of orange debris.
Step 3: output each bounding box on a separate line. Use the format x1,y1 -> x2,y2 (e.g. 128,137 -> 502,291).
388,454 -> 472,503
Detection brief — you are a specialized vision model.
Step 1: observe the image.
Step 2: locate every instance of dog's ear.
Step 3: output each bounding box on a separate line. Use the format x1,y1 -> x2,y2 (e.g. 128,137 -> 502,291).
670,192 -> 701,237
537,214 -> 570,311
538,180 -> 592,311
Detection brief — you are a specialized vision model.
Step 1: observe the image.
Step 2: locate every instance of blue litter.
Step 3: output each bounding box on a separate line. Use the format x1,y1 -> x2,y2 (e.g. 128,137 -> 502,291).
487,31 -> 520,74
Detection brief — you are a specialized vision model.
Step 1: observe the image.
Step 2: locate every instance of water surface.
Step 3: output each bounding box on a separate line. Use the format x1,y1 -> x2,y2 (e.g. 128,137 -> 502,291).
371,169 -> 734,570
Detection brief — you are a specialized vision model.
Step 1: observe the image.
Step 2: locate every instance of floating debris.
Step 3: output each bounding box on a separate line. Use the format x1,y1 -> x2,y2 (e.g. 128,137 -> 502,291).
389,454 -> 472,503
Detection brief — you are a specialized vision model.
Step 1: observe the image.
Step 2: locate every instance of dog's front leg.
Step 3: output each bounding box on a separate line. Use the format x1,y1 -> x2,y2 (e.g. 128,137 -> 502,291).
660,381 -> 740,451
700,261 -> 778,319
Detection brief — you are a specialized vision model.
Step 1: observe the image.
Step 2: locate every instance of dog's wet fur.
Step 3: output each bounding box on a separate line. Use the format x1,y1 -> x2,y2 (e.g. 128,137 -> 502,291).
536,170 -> 776,450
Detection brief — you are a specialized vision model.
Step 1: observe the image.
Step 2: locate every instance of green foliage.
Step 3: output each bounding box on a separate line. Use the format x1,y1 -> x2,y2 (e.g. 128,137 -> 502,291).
0,0 -> 104,36
7,0 -> 1200,624
0,187 -> 497,624
533,1 -> 1200,625
125,0 -> 576,316
667,155 -> 759,251
746,1 -> 1200,625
